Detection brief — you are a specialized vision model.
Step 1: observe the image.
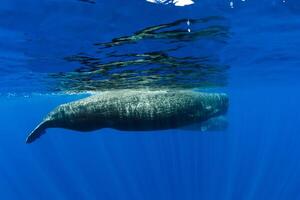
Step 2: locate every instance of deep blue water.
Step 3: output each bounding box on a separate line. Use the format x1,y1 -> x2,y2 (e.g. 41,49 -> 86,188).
1,0 -> 300,199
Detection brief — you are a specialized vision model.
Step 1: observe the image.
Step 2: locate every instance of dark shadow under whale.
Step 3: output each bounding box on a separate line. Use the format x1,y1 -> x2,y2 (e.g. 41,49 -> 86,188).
26,89 -> 228,143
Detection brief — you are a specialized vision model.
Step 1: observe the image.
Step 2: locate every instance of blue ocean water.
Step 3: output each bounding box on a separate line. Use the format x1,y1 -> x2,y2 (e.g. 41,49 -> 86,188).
1,0 -> 300,199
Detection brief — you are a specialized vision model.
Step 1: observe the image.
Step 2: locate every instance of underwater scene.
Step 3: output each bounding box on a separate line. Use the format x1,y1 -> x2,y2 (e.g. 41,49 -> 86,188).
1,0 -> 300,199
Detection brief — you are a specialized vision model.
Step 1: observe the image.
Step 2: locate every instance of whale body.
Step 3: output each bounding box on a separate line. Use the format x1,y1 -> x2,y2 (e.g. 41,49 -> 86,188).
26,90 -> 228,143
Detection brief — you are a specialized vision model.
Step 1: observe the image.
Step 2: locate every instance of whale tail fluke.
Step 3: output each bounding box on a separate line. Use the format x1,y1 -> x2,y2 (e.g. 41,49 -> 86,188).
26,121 -> 48,144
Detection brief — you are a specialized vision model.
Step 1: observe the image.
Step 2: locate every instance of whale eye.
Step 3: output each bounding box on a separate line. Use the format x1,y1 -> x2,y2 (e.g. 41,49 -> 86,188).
206,106 -> 212,110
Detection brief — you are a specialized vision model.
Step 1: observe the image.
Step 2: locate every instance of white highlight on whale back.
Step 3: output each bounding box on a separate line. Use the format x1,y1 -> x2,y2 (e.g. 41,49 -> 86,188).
146,0 -> 194,7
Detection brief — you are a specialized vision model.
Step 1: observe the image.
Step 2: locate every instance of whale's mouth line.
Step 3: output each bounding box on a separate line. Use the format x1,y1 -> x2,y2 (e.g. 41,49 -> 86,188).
110,113 -> 228,133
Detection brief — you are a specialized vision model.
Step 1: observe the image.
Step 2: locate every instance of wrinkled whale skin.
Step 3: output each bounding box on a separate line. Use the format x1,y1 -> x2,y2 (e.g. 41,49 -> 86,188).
26,90 -> 228,143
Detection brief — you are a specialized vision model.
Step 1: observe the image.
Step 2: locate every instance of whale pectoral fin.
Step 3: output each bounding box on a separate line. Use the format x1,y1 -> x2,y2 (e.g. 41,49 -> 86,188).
26,121 -> 48,144
181,115 -> 228,132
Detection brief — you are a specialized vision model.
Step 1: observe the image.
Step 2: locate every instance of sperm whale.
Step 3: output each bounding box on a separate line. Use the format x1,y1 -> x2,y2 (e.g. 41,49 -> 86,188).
26,90 -> 228,143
